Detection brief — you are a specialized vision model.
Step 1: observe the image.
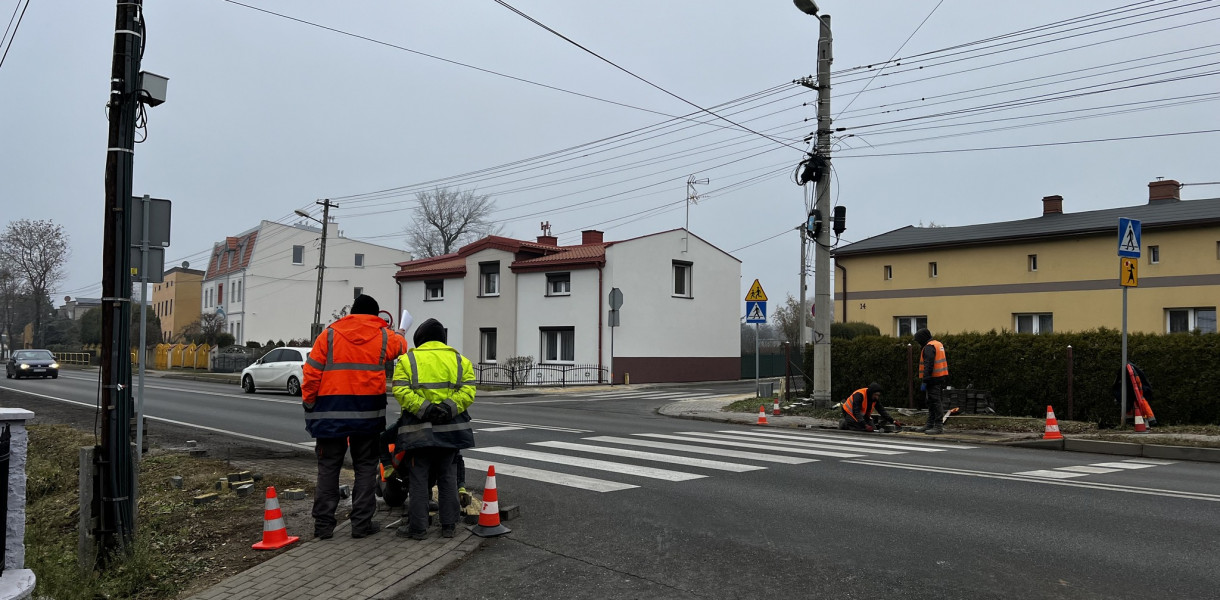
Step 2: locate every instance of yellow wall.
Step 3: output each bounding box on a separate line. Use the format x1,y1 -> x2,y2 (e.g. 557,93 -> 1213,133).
835,225 -> 1220,334
152,270 -> 203,341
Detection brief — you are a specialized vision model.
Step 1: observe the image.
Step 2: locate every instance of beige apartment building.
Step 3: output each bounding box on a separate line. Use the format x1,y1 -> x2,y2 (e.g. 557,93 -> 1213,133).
833,179 -> 1220,336
152,266 -> 204,342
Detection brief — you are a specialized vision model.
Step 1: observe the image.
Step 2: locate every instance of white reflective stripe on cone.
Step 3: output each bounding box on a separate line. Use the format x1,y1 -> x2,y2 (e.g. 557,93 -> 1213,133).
486,476 -> 497,489
264,517 -> 287,532
480,500 -> 499,514
266,498 -> 281,510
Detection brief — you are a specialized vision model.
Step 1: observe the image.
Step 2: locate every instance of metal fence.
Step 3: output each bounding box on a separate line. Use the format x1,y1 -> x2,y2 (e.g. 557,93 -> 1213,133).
212,353 -> 258,374
474,363 -> 609,389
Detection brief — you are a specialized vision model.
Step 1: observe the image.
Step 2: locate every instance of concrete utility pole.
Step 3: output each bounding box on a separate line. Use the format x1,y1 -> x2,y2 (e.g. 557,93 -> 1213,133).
310,199 -> 337,339
798,225 -> 808,348
811,13 -> 833,404
99,0 -> 143,552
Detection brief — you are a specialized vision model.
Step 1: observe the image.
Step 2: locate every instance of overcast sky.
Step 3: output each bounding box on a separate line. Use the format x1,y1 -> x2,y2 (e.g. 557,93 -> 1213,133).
2,0 -> 1218,313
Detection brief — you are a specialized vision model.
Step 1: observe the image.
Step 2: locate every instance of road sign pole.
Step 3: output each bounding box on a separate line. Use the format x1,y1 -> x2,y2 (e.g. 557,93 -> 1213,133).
754,323 -> 759,396
1121,286 -> 1128,428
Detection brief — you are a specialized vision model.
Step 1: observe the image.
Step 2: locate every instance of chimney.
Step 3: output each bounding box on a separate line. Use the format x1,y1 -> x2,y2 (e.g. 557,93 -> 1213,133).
537,235 -> 558,246
1148,179 -> 1180,204
581,230 -> 604,245
1041,195 -> 1063,216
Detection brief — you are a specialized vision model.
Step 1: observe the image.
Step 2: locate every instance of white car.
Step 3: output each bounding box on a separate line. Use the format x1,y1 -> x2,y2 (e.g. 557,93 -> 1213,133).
241,347 -> 312,396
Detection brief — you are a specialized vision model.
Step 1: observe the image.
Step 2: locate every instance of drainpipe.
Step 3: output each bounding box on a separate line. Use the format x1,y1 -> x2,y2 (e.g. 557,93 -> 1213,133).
598,264 -> 604,383
835,261 -> 848,323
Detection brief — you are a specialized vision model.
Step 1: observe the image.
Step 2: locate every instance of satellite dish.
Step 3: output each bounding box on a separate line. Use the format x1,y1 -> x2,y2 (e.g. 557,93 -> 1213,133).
181,261 -> 190,268
64,296 -> 72,302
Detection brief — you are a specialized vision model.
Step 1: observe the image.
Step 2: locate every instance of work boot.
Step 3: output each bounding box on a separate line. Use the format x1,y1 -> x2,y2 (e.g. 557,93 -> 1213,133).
396,526 -> 428,540
924,427 -> 943,435
441,525 -> 456,538
351,521 -> 382,539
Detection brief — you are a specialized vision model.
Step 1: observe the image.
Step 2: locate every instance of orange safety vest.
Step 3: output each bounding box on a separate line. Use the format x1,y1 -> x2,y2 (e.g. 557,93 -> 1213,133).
919,340 -> 949,378
841,388 -> 874,422
302,314 -> 408,438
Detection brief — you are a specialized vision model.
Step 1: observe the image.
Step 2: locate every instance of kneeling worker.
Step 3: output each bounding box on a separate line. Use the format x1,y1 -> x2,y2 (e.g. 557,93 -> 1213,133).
839,383 -> 894,432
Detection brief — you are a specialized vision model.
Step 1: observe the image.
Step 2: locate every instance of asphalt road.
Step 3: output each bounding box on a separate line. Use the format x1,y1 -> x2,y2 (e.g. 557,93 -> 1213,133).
4,373 -> 1219,599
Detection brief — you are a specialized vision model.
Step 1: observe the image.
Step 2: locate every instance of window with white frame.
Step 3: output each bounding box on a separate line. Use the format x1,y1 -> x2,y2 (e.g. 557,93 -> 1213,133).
541,327 -> 575,363
672,260 -> 692,298
1167,307 -> 1216,334
480,329 -> 497,363
292,245 -> 305,265
896,316 -> 927,337
1015,313 -> 1053,334
235,281 -> 241,302
480,262 -> 500,296
546,272 -> 571,296
884,265 -> 893,280
353,286 -> 364,299
1148,245 -> 1160,264
1028,254 -> 1038,272
425,280 -> 444,301
355,253 -> 365,267
928,262 -> 938,278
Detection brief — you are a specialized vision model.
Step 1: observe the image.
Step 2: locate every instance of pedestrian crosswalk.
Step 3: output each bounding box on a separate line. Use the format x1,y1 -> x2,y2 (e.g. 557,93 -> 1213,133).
462,429 -> 973,493
500,389 -> 733,405
1013,458 -> 1175,480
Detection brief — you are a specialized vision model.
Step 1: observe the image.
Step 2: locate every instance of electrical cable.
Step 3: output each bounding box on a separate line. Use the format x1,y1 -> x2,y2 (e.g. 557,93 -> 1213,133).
0,0 -> 28,71
834,128 -> 1220,159
835,0 -> 944,118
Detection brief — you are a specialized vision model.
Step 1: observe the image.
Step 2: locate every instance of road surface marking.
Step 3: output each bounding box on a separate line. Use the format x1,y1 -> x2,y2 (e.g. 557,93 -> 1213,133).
466,446 -> 706,481
1121,458 -> 1176,465
462,458 -> 636,492
1056,465 -> 1122,474
495,390 -> 724,405
477,426 -> 525,432
53,373 -> 298,404
531,441 -> 766,472
674,431 -> 903,455
470,419 -> 590,434
583,436 -> 814,464
1091,462 -> 1156,469
1013,469 -> 1088,479
720,430 -> 954,452
847,459 -> 1220,502
637,433 -> 864,458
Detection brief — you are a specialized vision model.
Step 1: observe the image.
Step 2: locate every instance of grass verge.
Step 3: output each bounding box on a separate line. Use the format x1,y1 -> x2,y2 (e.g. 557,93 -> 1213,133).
26,424 -> 312,600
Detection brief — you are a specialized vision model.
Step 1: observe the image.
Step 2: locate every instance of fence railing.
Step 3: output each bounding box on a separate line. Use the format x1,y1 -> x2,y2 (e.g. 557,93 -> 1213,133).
53,352 -> 92,366
212,354 -> 258,374
474,363 -> 609,389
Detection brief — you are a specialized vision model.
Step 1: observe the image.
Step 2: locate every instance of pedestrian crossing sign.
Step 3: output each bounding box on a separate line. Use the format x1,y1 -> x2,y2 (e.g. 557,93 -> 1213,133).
1117,218 -> 1141,258
745,279 -> 768,301
746,301 -> 767,324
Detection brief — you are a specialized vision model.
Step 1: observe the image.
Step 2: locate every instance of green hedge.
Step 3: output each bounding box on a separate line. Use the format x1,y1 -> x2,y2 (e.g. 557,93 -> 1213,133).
804,329 -> 1220,425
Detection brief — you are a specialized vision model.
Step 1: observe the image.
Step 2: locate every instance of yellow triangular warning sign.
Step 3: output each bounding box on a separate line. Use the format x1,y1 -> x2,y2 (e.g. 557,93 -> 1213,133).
745,279 -> 768,301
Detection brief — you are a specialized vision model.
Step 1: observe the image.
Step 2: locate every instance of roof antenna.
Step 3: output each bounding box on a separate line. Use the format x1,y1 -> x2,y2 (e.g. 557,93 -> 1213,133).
540,221 -> 552,236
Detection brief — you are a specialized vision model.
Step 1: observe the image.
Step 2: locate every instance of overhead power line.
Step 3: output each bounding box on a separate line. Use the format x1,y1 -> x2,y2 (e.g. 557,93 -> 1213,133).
835,0 -> 944,118
0,0 -> 29,71
835,128 -> 1220,158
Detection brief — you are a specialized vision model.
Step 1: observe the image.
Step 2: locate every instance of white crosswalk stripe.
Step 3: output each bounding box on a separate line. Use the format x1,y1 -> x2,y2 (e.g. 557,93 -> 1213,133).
466,446 -> 706,481
463,458 -> 636,492
583,436 -> 815,464
1014,459 -> 1173,479
531,441 -> 766,472
720,430 -> 962,452
636,433 -> 865,458
685,431 -> 906,455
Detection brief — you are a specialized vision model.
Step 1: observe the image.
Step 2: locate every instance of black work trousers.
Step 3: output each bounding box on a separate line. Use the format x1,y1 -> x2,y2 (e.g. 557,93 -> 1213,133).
407,447 -> 459,534
924,382 -> 945,428
313,433 -> 379,534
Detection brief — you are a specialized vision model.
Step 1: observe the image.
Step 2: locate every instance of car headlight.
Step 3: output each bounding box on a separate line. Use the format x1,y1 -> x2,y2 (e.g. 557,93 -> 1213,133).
19,364 -> 29,370
50,363 -> 60,369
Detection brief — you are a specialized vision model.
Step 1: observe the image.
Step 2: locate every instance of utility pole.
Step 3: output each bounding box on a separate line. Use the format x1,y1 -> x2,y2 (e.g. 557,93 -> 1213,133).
798,225 -> 808,349
310,199 -> 336,339
811,13 -> 833,404
99,0 -> 143,552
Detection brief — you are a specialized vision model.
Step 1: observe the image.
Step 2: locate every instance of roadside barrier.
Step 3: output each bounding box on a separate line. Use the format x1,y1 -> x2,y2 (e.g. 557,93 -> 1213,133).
469,466 -> 510,538
1042,406 -> 1063,440
756,405 -> 768,425
772,398 -> 781,416
1133,404 -> 1148,434
252,486 -> 300,550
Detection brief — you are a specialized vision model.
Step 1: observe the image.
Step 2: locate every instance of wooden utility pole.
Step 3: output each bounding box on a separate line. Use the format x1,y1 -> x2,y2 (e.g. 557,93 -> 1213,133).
310,199 -> 337,339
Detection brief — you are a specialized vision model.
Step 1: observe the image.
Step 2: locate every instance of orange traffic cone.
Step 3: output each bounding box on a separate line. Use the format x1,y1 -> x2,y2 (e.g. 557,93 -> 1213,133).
1133,404 -> 1148,434
772,398 -> 781,416
470,466 -> 511,538
757,405 -> 768,425
252,486 -> 300,550
1042,406 -> 1064,440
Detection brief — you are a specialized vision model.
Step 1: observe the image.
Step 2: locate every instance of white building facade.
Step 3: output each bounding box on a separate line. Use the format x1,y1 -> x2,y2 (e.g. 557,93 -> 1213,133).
203,220 -> 411,345
394,229 -> 740,384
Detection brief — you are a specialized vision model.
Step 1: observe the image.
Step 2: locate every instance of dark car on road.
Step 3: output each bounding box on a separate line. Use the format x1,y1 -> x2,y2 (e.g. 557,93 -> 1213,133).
6,349 -> 60,379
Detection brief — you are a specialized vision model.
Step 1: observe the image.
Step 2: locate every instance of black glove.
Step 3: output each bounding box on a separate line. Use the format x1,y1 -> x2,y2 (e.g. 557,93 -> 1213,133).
421,403 -> 438,422
427,403 -> 454,424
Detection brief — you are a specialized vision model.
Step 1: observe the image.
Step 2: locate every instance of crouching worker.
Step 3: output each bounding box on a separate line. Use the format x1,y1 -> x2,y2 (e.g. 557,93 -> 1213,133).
391,318 -> 476,540
839,383 -> 894,432
379,420 -> 467,511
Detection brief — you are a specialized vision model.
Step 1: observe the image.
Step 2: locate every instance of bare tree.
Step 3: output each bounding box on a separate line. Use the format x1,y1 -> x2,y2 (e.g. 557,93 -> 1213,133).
403,187 -> 502,258
182,312 -> 226,346
771,294 -> 808,347
0,220 -> 69,347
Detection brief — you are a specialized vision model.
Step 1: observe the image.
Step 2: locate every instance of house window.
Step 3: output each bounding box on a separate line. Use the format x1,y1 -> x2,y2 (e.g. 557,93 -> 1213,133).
1015,313 -> 1053,334
292,245 -> 305,265
1148,245 -> 1160,264
1167,308 -> 1217,334
546,273 -> 571,296
217,283 -> 224,305
235,281 -> 241,302
1028,254 -> 1038,272
896,316 -> 927,337
541,327 -> 575,363
480,262 -> 500,296
169,298 -> 172,314
355,253 -> 365,267
928,262 -> 938,278
884,265 -> 893,280
673,260 -> 692,298
480,329 -> 497,363
353,286 -> 364,299
425,280 -> 444,301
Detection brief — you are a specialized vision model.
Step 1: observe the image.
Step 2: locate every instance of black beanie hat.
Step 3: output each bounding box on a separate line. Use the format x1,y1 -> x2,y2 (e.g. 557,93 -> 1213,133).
867,382 -> 883,395
351,294 -> 379,316
914,328 -> 932,346
413,318 -> 446,346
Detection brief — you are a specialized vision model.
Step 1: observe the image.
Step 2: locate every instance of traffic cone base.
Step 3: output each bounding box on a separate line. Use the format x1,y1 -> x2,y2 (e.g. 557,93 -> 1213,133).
252,486 -> 300,550
757,405 -> 768,425
1133,404 -> 1148,434
1042,405 -> 1064,441
470,466 -> 511,538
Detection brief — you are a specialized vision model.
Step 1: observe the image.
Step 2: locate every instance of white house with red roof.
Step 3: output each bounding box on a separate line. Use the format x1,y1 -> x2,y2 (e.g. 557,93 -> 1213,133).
202,220 -> 411,345
393,228 -> 741,384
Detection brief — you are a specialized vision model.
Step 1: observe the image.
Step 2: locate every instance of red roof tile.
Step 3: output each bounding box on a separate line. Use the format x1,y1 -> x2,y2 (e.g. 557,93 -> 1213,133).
205,231 -> 258,279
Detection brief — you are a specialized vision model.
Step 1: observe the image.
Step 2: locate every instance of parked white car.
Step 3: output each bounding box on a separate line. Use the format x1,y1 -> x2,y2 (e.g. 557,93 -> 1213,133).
241,347 -> 312,396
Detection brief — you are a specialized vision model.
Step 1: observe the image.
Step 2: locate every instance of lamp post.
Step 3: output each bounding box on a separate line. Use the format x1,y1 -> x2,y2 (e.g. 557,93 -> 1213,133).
296,199 -> 337,339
